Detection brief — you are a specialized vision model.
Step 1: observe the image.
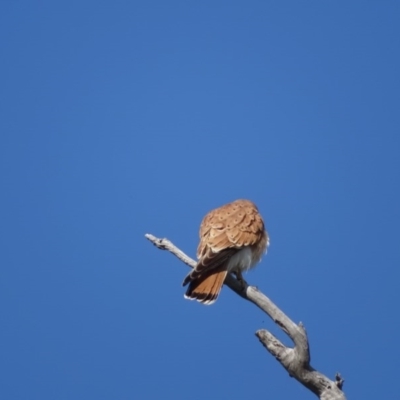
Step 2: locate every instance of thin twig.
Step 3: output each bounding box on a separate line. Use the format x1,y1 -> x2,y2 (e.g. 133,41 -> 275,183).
145,234 -> 346,400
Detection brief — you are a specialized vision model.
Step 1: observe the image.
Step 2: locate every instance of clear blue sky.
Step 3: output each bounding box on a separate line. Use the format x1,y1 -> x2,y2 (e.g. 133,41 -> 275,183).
1,1 -> 399,399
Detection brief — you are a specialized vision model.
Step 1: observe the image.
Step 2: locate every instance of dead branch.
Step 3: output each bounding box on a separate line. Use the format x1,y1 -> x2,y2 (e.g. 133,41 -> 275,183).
145,233 -> 346,400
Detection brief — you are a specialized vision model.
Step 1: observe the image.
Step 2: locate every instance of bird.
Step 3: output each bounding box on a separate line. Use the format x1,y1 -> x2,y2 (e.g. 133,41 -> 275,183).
182,199 -> 269,305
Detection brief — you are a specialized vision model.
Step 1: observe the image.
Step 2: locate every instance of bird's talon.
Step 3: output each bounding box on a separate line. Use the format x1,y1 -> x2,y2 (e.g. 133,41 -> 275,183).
233,271 -> 248,290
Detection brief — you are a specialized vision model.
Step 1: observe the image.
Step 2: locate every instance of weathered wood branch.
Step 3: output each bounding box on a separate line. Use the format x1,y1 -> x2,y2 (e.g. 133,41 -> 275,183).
145,233 -> 346,400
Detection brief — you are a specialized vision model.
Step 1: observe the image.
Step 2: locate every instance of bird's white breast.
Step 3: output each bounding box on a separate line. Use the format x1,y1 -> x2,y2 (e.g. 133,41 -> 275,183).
227,247 -> 257,273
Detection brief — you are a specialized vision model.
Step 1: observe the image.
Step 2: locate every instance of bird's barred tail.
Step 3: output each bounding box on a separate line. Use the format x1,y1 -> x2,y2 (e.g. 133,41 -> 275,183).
184,269 -> 228,305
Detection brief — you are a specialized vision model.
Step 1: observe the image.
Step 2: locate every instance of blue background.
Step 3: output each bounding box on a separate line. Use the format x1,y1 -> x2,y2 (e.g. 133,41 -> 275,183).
1,1 -> 399,399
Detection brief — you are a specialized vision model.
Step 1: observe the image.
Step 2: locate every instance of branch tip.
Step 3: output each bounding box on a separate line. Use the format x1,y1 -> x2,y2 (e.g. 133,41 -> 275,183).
335,373 -> 345,390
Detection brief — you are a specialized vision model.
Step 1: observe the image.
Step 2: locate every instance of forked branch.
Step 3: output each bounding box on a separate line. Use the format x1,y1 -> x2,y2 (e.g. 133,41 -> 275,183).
145,233 -> 346,400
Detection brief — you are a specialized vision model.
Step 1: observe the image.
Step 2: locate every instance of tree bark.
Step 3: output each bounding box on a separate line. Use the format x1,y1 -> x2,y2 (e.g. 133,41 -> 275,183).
145,233 -> 346,400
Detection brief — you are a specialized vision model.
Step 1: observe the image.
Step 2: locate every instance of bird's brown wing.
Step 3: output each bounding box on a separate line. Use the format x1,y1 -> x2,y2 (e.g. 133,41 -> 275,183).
182,247 -> 237,286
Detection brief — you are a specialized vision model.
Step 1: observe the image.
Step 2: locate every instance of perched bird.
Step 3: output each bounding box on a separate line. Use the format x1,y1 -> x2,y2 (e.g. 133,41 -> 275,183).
182,199 -> 269,305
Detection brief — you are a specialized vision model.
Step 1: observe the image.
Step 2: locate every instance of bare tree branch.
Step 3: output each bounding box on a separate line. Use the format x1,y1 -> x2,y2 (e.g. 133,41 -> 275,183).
145,233 -> 346,400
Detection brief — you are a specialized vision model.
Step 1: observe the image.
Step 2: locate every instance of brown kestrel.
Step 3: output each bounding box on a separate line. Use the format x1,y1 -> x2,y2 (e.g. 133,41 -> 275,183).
182,199 -> 269,305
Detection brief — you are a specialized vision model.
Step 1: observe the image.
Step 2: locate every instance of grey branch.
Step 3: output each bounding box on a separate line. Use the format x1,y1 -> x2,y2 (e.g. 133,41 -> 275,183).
145,234 -> 346,400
